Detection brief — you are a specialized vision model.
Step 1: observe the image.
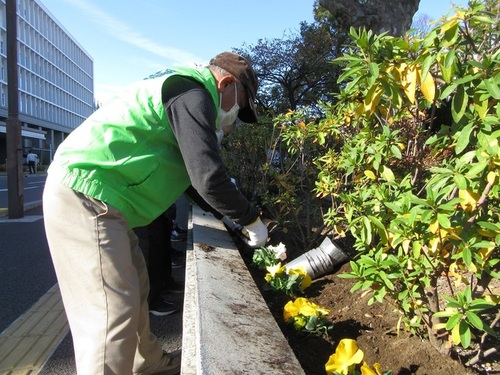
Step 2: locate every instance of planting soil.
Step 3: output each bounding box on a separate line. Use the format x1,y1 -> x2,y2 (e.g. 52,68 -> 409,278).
238,232 -> 500,375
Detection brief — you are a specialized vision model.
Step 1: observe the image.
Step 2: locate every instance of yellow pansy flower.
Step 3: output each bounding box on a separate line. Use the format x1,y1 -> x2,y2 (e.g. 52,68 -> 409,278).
264,263 -> 285,282
299,298 -> 329,317
283,299 -> 301,320
287,266 -> 312,290
283,297 -> 330,321
300,272 -> 312,290
325,339 -> 364,375
361,361 -> 383,375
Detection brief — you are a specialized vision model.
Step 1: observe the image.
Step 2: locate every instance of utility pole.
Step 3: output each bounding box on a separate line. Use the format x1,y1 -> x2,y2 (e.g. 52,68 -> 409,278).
6,0 -> 24,219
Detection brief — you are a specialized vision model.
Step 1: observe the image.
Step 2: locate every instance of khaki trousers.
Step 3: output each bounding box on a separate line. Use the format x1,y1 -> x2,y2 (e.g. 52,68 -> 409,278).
43,175 -> 164,375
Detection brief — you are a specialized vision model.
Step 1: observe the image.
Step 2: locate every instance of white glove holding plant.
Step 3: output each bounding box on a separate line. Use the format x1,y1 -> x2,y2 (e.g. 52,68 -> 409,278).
242,217 -> 268,248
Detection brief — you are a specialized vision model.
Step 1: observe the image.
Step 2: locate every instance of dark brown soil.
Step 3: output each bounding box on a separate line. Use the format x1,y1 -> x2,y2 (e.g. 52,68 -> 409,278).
238,231 -> 499,375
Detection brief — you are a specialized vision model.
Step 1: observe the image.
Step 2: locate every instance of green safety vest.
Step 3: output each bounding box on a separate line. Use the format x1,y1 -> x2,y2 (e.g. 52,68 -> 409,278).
48,67 -> 219,228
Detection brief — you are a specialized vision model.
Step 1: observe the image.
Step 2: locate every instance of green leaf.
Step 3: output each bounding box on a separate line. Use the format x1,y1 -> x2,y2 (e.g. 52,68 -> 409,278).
440,83 -> 458,100
452,86 -> 467,123
409,195 -> 431,207
465,311 -> 483,331
460,150 -> 477,164
446,313 -> 462,330
412,241 -> 422,258
471,15 -> 495,25
443,23 -> 459,46
434,309 -> 455,318
463,286 -> 472,304
443,294 -> 459,305
380,78 -> 394,98
421,55 -> 434,82
459,320 -> 472,348
471,241 -> 496,249
474,92 -> 489,118
462,247 -> 472,267
469,301 -> 496,311
437,213 -> 451,229
446,300 -> 462,309
484,77 -> 500,99
466,307 -> 497,337
444,49 -> 456,68
338,65 -> 364,83
362,216 -> 372,245
385,202 -> 405,213
430,167 -> 454,175
360,255 -> 377,267
440,60 -> 454,83
390,144 -> 402,159
381,274 -> 395,291
482,323 -> 498,338
465,161 -> 488,178
368,215 -> 388,243
381,165 -> 395,182
368,62 -> 379,78
423,28 -> 438,48
477,221 -> 500,231
453,173 -> 467,190
350,281 -> 364,293
455,123 -> 473,154
318,132 -> 326,145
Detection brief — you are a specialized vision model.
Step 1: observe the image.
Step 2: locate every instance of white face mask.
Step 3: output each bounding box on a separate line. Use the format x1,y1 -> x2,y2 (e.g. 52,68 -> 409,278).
218,84 -> 239,129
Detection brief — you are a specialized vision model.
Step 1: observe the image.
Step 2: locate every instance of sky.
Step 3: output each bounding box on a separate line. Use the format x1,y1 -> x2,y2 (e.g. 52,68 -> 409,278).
37,0 -> 470,103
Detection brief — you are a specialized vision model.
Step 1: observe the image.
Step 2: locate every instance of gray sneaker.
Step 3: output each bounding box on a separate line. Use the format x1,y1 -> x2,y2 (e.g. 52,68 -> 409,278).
153,350 -> 182,375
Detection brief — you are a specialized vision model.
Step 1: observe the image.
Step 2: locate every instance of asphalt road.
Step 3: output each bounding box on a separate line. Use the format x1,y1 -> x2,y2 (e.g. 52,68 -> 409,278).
0,173 -> 46,209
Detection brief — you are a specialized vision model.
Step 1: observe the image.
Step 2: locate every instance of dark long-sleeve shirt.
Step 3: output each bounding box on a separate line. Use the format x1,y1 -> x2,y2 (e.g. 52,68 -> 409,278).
162,75 -> 257,226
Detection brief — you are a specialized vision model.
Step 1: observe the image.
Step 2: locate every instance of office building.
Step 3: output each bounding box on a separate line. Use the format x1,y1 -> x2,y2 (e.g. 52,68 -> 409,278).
0,0 -> 94,166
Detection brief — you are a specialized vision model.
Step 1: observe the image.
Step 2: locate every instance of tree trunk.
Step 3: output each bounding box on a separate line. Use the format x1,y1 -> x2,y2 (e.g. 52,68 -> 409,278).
318,0 -> 421,36
425,276 -> 451,356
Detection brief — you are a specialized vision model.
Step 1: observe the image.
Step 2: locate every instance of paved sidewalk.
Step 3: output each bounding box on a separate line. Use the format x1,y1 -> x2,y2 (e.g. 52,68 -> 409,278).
0,285 -> 68,374
0,232 -> 185,375
38,267 -> 185,375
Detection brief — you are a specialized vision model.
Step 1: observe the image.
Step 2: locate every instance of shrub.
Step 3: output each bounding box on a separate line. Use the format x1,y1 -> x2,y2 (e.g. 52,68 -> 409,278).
223,112 -> 335,252
314,0 -> 499,360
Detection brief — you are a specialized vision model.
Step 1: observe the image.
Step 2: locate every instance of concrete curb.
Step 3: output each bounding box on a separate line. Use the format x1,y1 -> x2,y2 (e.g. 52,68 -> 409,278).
0,200 -> 42,219
182,205 -> 304,374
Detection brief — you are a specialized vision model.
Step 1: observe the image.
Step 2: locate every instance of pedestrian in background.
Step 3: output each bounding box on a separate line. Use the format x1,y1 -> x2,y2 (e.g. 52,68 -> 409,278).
43,51 -> 268,375
26,150 -> 38,174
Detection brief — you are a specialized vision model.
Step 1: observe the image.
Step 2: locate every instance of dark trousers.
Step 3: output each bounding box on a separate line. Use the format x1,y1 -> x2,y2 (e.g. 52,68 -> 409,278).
28,161 -> 36,174
135,214 -> 174,306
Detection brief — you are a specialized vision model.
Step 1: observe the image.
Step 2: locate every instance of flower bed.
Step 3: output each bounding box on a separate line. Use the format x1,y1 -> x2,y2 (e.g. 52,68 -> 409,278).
238,235 -> 498,375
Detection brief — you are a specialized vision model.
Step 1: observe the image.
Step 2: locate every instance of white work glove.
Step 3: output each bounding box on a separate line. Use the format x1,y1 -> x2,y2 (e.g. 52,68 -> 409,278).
241,217 -> 268,248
